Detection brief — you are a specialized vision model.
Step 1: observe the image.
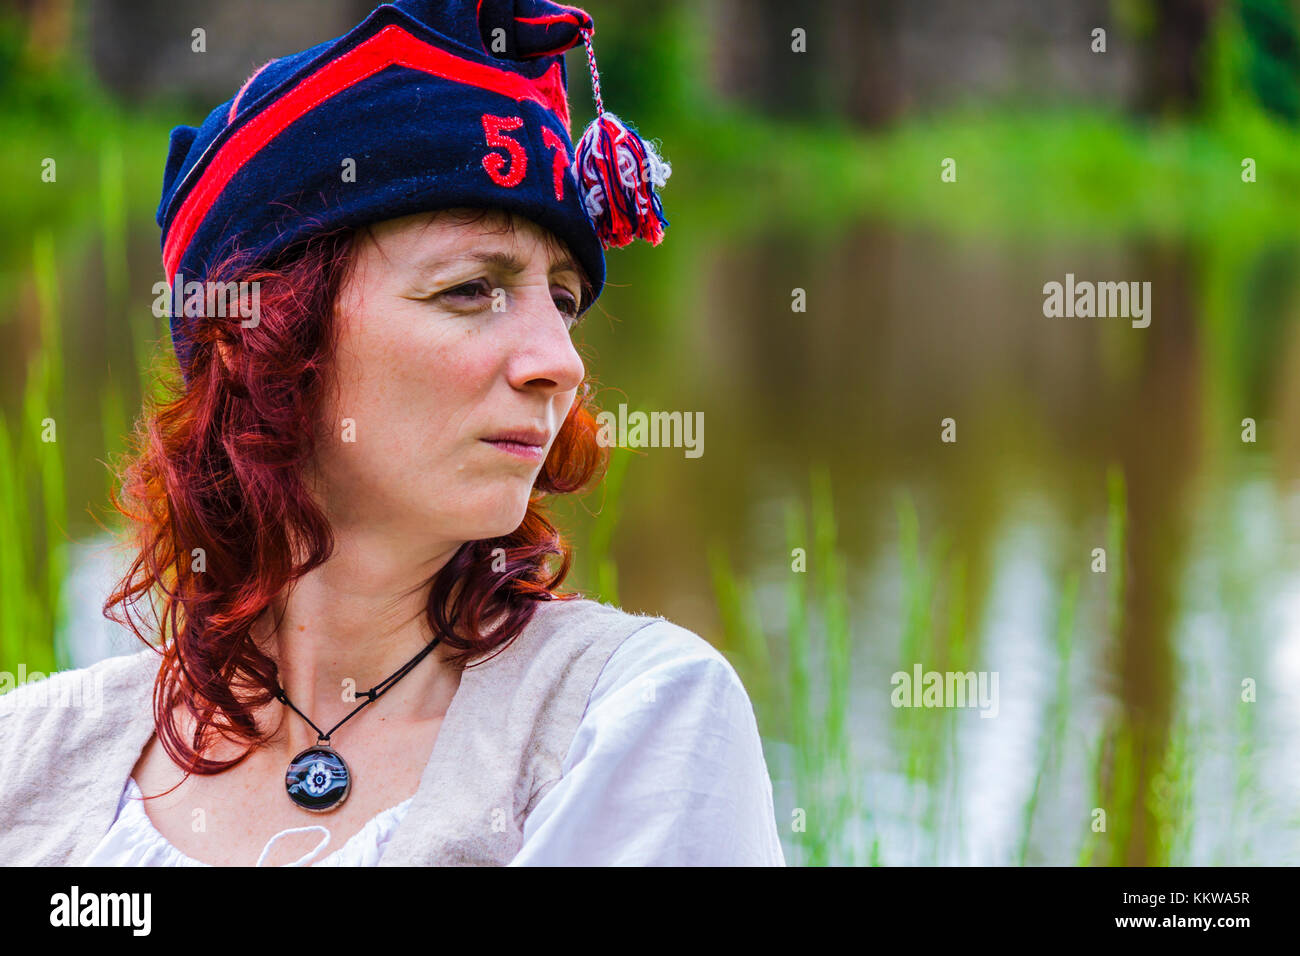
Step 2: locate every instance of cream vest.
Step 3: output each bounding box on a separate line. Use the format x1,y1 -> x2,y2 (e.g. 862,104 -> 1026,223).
0,598 -> 662,866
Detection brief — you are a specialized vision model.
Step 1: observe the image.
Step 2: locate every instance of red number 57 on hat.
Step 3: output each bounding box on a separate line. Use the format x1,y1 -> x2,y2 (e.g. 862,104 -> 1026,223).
480,113 -> 569,202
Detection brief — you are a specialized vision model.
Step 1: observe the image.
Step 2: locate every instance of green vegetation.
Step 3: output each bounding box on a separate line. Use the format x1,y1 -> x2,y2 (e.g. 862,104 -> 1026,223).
0,232 -> 67,677
698,460 -> 1253,866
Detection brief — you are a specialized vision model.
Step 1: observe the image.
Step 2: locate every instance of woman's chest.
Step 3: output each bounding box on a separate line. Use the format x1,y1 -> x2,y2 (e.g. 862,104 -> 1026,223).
129,717 -> 445,866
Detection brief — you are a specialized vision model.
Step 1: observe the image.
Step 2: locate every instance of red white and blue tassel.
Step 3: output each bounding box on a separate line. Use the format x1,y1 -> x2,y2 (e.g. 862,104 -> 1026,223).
573,26 -> 671,248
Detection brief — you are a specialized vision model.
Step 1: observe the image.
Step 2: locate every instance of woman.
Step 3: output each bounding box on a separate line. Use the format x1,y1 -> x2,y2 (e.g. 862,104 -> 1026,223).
0,0 -> 784,866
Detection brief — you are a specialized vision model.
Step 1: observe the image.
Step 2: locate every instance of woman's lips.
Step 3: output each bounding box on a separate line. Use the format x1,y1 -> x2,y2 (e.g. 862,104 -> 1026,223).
482,438 -> 546,461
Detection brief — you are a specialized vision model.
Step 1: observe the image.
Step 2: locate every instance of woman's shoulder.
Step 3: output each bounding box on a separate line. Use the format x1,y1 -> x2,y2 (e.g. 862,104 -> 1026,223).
0,644 -> 157,705
0,646 -> 160,864
525,597 -> 740,686
599,615 -> 742,688
511,608 -> 785,865
490,596 -> 758,750
0,645 -> 158,752
587,614 -> 757,727
527,594 -> 662,635
487,595 -> 662,672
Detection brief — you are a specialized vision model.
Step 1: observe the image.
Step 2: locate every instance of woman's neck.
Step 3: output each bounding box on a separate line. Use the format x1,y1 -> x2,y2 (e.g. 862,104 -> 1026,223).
254,526 -> 464,754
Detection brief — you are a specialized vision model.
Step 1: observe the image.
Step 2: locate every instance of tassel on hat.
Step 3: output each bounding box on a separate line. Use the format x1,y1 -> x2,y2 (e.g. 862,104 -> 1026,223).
573,26 -> 671,248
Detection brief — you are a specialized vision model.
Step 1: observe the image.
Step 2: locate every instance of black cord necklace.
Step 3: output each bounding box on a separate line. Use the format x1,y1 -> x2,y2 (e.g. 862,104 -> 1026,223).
274,636 -> 442,813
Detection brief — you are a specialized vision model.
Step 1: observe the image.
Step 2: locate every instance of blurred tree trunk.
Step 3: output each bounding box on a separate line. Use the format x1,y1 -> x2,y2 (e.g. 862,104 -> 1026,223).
10,0 -> 72,68
711,0 -> 905,124
1137,0 -> 1218,114
828,0 -> 905,125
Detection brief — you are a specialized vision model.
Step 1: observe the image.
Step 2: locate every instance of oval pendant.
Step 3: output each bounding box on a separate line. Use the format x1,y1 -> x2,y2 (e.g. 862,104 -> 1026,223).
285,745 -> 351,812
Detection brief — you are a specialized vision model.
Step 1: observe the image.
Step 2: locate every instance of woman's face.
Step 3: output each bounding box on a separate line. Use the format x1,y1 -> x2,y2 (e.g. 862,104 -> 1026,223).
314,208 -> 587,552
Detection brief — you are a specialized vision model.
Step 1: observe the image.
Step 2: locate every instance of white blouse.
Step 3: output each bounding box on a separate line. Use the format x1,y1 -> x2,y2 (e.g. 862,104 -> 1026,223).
83,620 -> 786,866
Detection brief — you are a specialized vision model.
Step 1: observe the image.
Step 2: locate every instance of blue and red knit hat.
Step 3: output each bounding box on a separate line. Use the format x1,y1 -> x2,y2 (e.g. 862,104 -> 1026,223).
156,0 -> 670,377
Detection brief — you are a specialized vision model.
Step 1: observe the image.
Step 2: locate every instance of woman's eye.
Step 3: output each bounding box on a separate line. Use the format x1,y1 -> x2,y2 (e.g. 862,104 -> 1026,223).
554,290 -> 580,321
441,279 -> 492,302
438,280 -> 578,323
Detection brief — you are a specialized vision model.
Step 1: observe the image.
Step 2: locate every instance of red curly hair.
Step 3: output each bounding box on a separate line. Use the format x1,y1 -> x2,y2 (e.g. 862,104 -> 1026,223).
105,209 -> 606,776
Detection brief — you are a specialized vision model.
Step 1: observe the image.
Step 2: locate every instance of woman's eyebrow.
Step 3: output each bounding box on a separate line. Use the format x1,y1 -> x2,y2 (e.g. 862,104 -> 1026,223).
436,250 -> 580,276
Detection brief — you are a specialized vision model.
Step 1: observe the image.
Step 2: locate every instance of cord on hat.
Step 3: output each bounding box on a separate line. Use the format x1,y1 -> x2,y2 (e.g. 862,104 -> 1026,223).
573,26 -> 671,248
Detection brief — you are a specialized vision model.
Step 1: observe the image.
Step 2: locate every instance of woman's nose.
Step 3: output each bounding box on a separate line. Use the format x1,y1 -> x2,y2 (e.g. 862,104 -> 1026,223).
506,292 -> 586,394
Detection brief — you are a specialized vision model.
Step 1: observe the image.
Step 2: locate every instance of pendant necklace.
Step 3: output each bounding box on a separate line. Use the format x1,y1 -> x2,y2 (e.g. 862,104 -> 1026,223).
274,636 -> 441,813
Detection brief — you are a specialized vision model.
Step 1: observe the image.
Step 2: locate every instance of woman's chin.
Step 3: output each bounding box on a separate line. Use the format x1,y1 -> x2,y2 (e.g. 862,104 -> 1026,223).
460,498 -> 532,541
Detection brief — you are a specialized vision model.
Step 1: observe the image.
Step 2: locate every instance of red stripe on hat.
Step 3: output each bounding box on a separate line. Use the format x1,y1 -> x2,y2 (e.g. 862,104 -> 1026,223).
513,13 -> 586,57
163,23 -> 569,281
515,14 -> 583,26
228,60 -> 274,124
